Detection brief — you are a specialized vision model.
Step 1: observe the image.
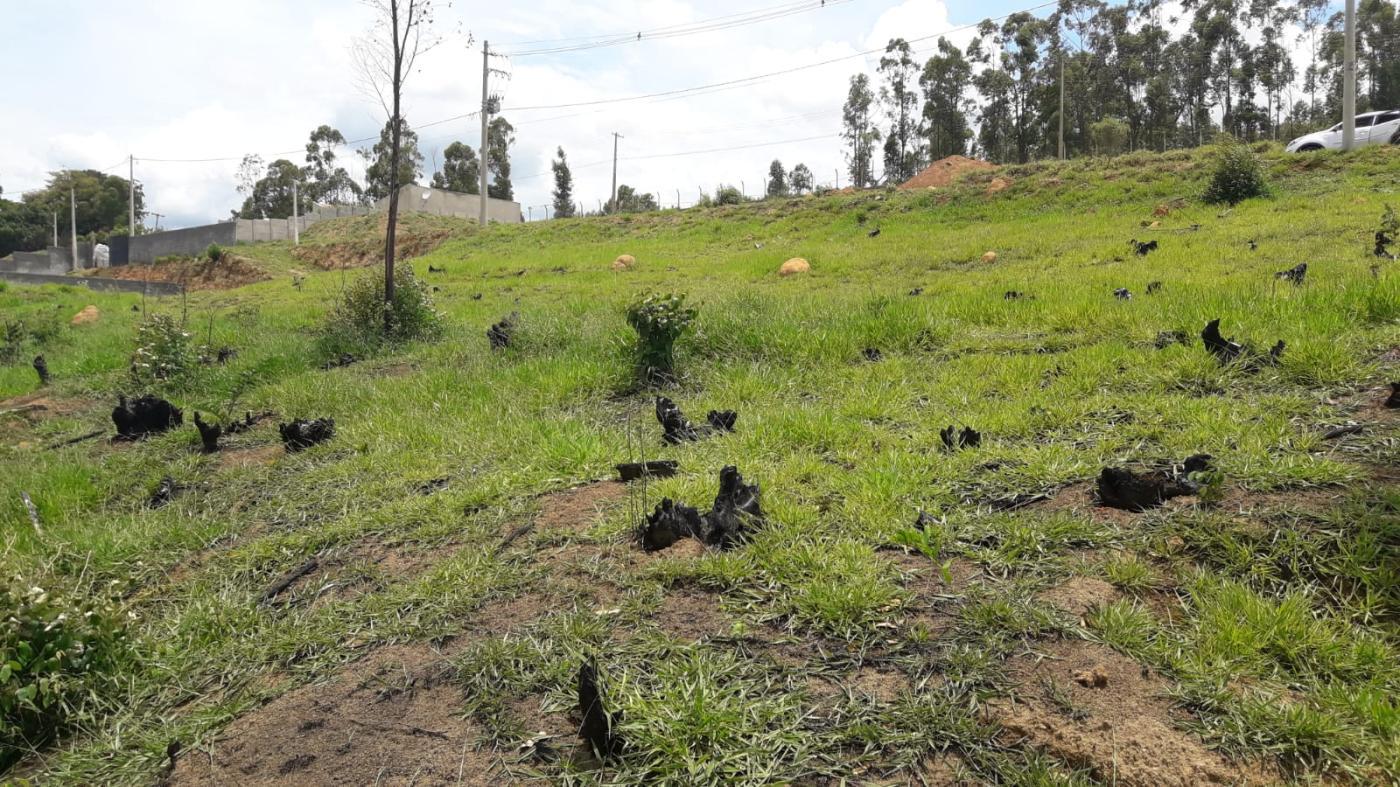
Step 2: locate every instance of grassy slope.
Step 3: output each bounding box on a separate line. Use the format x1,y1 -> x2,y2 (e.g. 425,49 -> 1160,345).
2,145 -> 1398,784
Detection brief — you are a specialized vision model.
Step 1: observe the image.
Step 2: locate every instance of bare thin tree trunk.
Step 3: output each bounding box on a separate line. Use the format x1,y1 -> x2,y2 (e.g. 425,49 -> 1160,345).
384,1 -> 404,335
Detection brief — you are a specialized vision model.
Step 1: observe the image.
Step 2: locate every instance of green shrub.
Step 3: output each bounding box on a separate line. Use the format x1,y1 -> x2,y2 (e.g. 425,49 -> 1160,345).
715,186 -> 744,205
1203,135 -> 1268,205
318,264 -> 442,358
626,292 -> 696,385
129,314 -> 195,387
1,579 -> 128,770
204,243 -> 223,263
1,316 -> 63,365
1090,117 -> 1130,156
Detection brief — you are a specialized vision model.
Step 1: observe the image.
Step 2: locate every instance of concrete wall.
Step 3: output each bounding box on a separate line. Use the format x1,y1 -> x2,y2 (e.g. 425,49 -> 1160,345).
382,185 -> 522,224
0,246 -> 90,275
0,271 -> 183,295
128,222 -> 237,264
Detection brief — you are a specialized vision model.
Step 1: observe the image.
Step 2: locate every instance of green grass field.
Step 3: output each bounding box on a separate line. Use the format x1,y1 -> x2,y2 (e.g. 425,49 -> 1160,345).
2,144 -> 1398,785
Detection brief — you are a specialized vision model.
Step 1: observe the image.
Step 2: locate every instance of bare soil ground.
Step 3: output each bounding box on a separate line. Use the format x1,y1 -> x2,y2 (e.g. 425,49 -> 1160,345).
900,156 -> 999,190
87,255 -> 270,290
993,640 -> 1276,787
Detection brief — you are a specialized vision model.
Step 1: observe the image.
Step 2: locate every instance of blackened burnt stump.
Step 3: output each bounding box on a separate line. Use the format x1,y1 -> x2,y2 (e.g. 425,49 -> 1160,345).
148,476 -> 179,509
32,355 -> 50,385
639,498 -> 704,551
578,659 -> 624,760
112,395 -> 183,440
655,397 -> 739,444
1096,454 -> 1212,512
940,425 -> 981,451
1385,382 -> 1399,409
279,418 -> 335,451
617,460 -> 679,482
706,410 -> 738,433
1275,263 -> 1307,285
1130,239 -> 1158,256
702,465 -> 764,550
193,412 -> 222,453
487,313 -> 518,350
1201,318 -> 1284,369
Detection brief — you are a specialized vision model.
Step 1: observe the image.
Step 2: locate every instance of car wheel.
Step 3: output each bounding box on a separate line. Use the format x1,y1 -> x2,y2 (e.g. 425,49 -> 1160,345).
1391,128 -> 1400,145
1299,144 -> 1324,151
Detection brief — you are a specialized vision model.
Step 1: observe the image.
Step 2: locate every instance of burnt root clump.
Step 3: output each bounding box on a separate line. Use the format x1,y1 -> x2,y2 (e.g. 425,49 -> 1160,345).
940,425 -> 981,451
1096,453 -> 1214,511
279,418 -> 336,451
862,347 -> 884,362
578,659 -> 624,760
655,397 -> 738,444
636,465 -> 764,552
112,395 -> 183,440
1146,281 -> 1163,295
1275,263 -> 1307,285
1201,318 -> 1284,370
223,411 -> 273,435
639,498 -> 704,551
487,313 -> 518,350
1113,288 -> 1132,300
193,412 -> 222,453
1130,239 -> 1158,255
32,355 -> 50,385
148,476 -> 180,509
1384,382 -> 1399,409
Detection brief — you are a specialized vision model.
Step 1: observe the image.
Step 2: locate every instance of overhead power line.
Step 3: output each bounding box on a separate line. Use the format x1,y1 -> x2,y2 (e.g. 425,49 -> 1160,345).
500,0 -> 859,56
515,130 -> 839,181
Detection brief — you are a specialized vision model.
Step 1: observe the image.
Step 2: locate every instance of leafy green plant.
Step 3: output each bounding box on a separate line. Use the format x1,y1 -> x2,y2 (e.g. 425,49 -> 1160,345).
318,264 -> 442,358
1,579 -> 128,770
0,316 -> 62,365
129,314 -> 195,387
626,292 -> 696,386
715,185 -> 744,205
204,243 -> 224,263
1191,465 -> 1227,507
1203,135 -> 1268,205
893,520 -> 954,584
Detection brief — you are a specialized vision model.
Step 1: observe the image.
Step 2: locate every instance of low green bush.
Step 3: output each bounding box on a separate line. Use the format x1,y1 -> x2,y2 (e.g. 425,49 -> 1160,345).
626,292 -> 696,386
1203,135 -> 1269,205
1,579 -> 128,770
204,243 -> 223,263
318,264 -> 442,358
129,314 -> 195,387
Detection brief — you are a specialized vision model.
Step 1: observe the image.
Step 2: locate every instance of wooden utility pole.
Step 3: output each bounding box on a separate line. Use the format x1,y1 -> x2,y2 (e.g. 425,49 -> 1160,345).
480,40 -> 490,225
609,132 -> 622,214
1342,0 -> 1356,150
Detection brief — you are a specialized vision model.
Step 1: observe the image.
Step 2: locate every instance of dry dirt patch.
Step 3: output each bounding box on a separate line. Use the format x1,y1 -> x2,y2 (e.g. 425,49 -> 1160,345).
90,255 -> 270,290
1036,576 -> 1121,621
993,640 -> 1272,787
653,589 -> 730,642
533,481 -> 627,533
171,646 -> 500,786
899,156 -> 998,190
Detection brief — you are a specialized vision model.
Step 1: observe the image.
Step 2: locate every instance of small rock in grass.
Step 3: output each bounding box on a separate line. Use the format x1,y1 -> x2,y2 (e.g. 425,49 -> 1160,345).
279,418 -> 335,451
1073,668 -> 1109,688
778,258 -> 810,276
612,254 -> 636,271
71,305 -> 100,325
981,251 -> 998,264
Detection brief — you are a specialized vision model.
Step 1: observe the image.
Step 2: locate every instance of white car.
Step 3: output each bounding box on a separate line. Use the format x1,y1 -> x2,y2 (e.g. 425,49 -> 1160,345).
1285,109 -> 1400,151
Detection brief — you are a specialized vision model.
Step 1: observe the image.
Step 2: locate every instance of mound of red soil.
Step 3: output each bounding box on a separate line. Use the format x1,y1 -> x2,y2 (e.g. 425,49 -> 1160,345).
89,255 -> 269,290
899,156 -> 998,190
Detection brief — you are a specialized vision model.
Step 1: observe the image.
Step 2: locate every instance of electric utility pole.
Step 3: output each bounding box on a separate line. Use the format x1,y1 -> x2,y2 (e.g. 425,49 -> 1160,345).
128,155 -> 136,235
292,180 -> 300,245
1058,52 -> 1066,159
69,186 -> 77,271
479,40 -> 490,226
610,132 -> 622,214
52,212 -> 57,247
1342,0 -> 1356,150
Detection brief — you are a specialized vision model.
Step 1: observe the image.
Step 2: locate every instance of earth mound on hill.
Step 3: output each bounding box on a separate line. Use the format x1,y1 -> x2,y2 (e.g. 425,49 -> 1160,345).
900,155 -> 998,189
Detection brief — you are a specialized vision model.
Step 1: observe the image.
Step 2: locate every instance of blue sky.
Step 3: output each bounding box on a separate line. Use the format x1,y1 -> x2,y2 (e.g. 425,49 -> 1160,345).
0,0 -> 1298,227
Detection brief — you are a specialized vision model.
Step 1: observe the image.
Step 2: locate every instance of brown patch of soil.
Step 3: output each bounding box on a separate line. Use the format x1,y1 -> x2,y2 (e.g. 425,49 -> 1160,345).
1037,576 -> 1121,620
654,589 -> 730,641
985,176 -> 1014,194
534,481 -> 627,533
277,537 -> 447,608
170,646 -> 501,786
215,443 -> 283,471
1042,480 -> 1343,526
993,640 -> 1272,787
293,223 -> 455,270
899,156 -> 998,189
91,254 -> 269,290
848,666 -> 909,703
0,393 -> 95,421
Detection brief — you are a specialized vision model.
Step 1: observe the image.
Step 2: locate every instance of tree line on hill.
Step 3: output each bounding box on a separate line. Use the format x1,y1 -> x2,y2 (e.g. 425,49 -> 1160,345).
843,0 -> 1399,186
